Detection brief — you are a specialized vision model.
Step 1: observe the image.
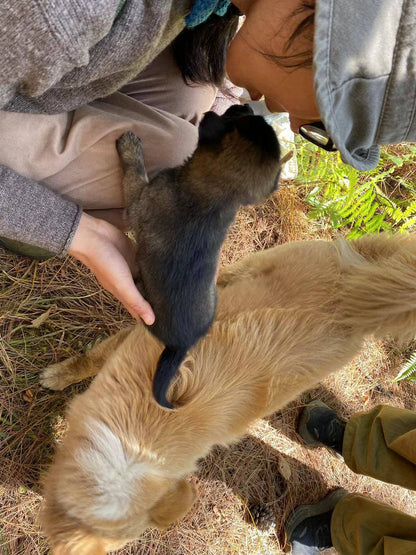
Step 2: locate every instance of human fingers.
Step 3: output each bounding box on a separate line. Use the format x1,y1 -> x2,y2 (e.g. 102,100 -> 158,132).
109,265 -> 155,325
69,213 -> 155,324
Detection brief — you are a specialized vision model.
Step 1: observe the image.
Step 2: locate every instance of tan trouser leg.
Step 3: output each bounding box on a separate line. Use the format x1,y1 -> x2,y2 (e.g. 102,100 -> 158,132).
342,405 -> 416,490
0,47 -> 216,225
330,406 -> 416,553
331,493 -> 416,555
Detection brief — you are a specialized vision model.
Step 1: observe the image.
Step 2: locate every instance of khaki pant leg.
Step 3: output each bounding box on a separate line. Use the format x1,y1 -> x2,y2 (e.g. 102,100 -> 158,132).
342,405 -> 416,490
0,47 -> 216,225
331,493 -> 416,555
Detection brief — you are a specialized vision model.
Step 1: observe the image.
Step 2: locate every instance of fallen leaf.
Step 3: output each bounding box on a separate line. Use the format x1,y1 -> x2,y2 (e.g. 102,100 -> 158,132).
278,457 -> 292,480
363,393 -> 371,406
22,390 -> 34,403
31,306 -> 54,328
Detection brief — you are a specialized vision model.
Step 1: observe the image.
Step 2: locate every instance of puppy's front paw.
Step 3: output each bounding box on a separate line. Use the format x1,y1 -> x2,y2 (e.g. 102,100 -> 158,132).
40,360 -> 79,391
116,132 -> 143,165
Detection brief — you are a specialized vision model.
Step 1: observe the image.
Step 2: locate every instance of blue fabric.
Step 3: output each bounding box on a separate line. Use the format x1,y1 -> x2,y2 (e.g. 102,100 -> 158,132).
185,0 -> 231,28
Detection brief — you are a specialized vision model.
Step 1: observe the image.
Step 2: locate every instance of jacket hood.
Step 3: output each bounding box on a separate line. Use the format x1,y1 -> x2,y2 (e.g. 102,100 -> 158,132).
314,0 -> 416,170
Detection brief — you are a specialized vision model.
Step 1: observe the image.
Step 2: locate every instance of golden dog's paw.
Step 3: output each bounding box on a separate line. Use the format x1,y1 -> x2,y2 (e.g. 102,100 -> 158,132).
40,361 -> 76,390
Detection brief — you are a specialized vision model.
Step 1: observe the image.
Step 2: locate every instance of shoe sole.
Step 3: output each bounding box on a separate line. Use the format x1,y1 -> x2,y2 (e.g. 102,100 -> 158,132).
286,488 -> 349,541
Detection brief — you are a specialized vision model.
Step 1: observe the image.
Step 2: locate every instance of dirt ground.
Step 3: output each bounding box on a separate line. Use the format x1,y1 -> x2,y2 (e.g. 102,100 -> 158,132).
0,184 -> 415,554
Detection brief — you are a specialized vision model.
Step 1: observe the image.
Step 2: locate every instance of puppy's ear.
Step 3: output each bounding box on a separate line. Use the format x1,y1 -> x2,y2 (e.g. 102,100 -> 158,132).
198,111 -> 229,145
235,115 -> 280,159
149,479 -> 197,528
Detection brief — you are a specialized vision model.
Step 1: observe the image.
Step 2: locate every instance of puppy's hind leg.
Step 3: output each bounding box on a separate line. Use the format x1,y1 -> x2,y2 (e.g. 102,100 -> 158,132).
116,132 -> 149,214
40,327 -> 132,390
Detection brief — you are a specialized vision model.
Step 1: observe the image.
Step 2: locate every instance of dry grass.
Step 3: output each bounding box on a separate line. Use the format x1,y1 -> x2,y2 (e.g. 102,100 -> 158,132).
1,183 -> 415,555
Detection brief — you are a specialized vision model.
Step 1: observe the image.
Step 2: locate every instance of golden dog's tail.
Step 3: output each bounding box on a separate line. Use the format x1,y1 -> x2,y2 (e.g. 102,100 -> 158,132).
336,234 -> 416,339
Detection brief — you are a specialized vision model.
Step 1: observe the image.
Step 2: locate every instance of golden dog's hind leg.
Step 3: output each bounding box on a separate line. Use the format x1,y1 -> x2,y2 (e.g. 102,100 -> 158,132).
40,328 -> 133,390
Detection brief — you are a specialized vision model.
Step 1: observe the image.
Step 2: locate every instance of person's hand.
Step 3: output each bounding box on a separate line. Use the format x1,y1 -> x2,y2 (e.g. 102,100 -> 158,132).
68,212 -> 155,325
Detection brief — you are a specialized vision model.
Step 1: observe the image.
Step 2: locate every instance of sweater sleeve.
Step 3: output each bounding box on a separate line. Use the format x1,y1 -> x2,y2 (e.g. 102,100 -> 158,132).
0,165 -> 82,256
0,0 -> 119,109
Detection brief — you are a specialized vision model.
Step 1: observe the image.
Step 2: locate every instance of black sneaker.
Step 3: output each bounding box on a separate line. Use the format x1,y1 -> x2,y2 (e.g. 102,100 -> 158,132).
286,489 -> 348,554
298,401 -> 346,455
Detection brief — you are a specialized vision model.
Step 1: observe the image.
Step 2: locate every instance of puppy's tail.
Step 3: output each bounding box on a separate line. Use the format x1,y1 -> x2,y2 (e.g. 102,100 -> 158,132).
153,346 -> 188,409
336,234 -> 416,339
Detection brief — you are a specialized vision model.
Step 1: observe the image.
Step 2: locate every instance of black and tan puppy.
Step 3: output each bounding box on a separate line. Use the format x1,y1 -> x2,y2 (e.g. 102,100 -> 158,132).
116,105 -> 283,409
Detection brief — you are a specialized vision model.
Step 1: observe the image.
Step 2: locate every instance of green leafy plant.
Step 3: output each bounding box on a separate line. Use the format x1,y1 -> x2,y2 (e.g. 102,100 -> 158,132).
394,350 -> 416,382
295,140 -> 416,238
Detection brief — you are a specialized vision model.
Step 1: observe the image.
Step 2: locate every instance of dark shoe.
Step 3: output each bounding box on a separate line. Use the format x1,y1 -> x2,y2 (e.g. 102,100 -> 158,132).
286,489 -> 348,554
298,401 -> 346,455
0,237 -> 54,259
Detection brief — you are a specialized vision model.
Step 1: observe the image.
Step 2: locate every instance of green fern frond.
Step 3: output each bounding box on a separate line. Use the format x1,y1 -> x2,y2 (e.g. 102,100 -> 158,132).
401,216 -> 416,230
403,200 -> 416,218
394,350 -> 416,382
295,138 -> 416,238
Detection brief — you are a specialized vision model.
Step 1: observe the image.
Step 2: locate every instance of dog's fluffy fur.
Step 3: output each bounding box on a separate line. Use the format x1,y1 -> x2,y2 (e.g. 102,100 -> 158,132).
40,233 -> 416,553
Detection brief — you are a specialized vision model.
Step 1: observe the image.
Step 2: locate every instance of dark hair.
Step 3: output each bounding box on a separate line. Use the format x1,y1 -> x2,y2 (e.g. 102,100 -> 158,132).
172,1 -> 315,87
172,4 -> 241,87
263,0 -> 315,69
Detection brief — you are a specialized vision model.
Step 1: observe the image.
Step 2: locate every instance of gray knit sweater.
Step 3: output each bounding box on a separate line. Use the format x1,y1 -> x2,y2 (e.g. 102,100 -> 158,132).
0,0 -> 191,255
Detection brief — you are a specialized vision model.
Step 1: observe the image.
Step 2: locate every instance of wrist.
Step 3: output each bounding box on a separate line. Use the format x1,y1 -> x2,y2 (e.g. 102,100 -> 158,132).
68,212 -> 100,260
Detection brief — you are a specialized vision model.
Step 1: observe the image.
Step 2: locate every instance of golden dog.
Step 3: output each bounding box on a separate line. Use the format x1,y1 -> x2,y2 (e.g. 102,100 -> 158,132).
39,234 -> 416,553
